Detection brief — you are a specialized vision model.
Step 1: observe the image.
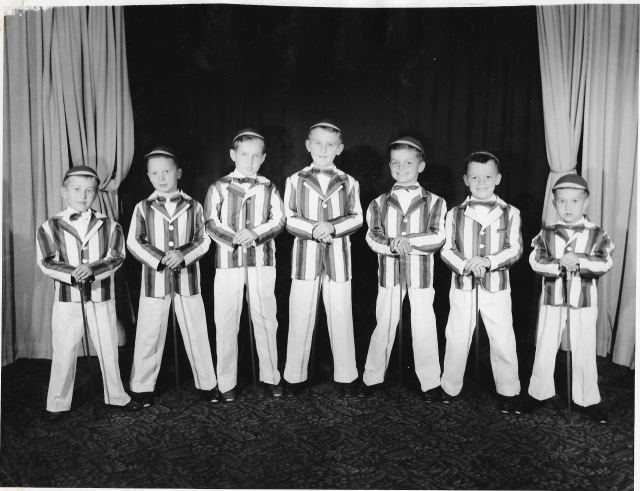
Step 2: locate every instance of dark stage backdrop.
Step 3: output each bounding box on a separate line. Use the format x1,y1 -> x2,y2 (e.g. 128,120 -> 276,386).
120,5 -> 548,369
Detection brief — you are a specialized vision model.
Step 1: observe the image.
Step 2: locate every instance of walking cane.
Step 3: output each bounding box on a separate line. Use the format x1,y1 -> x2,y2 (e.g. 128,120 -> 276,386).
78,280 -> 98,421
397,263 -> 404,394
243,246 -> 259,399
563,268 -> 573,426
170,270 -> 181,412
308,243 -> 326,401
474,273 -> 481,412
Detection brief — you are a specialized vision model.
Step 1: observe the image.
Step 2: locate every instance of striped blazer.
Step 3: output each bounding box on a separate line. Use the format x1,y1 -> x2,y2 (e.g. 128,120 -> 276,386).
529,217 -> 614,308
127,190 -> 211,298
441,196 -> 522,292
366,187 -> 446,289
284,165 -> 363,282
36,208 -> 125,303
204,172 -> 285,268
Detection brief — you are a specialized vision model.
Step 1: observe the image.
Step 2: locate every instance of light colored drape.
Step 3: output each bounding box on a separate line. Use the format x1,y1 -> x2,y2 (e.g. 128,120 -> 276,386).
582,4 -> 637,367
537,5 -> 588,225
2,6 -> 134,365
537,4 -> 637,368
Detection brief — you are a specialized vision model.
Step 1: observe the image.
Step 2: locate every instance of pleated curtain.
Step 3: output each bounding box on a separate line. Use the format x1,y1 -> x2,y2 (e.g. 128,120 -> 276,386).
537,4 -> 637,368
3,6 -> 134,365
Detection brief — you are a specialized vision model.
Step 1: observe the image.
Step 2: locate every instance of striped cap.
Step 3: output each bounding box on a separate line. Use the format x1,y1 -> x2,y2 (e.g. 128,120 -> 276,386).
390,136 -> 425,155
233,128 -> 264,142
63,165 -> 101,185
553,174 -> 590,195
310,119 -> 341,133
145,146 -> 178,163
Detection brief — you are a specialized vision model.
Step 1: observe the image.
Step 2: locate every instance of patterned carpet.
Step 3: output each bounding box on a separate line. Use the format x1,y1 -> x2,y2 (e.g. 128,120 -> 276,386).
1,346 -> 634,489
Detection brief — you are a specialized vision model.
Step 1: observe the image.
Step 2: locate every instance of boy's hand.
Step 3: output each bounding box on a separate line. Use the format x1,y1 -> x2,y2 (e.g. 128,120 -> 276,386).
313,222 -> 335,244
233,229 -> 259,248
464,256 -> 490,278
162,250 -> 185,270
72,265 -> 94,282
559,252 -> 580,272
390,237 -> 411,255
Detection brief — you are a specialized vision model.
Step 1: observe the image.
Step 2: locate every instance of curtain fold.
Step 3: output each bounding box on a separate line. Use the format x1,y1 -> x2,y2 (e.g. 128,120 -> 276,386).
2,6 -> 134,365
536,5 -> 588,226
582,4 -> 638,366
537,4 -> 637,368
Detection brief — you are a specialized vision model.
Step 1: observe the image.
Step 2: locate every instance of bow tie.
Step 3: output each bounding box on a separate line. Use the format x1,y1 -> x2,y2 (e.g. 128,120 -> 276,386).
311,168 -> 335,176
555,224 -> 585,232
468,201 -> 497,209
393,184 -> 419,192
70,210 -> 91,221
156,194 -> 182,204
234,177 -> 258,185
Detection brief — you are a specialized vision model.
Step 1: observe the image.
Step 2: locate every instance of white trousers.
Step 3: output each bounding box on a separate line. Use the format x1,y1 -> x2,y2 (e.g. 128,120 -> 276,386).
130,293 -> 217,392
441,288 -> 521,397
284,275 -> 358,384
47,300 -> 130,412
528,305 -> 600,406
363,285 -> 441,392
214,266 -> 281,393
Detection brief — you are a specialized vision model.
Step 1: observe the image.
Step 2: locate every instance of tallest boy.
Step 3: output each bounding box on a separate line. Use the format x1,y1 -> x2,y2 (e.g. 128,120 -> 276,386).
282,120 -> 363,396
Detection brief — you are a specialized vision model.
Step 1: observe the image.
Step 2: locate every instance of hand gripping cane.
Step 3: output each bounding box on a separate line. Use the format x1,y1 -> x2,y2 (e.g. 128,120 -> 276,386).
78,280 -> 98,421
170,270 -> 181,412
243,246 -> 259,399
473,273 -> 481,412
563,269 -> 573,426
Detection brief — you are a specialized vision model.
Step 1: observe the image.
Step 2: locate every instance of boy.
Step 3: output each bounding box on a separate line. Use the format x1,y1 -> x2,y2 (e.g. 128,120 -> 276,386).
440,151 -> 523,413
527,174 -> 614,423
204,129 -> 285,402
36,165 -> 141,421
358,137 -> 446,400
127,147 -> 218,406
283,119 -> 363,397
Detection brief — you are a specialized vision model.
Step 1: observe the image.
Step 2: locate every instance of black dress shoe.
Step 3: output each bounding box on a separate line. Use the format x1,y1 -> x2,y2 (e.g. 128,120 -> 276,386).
517,395 -> 547,415
586,404 -> 609,424
284,381 -> 305,397
499,395 -> 521,414
265,382 -> 284,398
440,390 -> 455,404
198,387 -> 221,403
356,382 -> 378,398
44,410 -> 70,422
120,400 -> 143,412
221,388 -> 236,402
129,391 -> 154,408
339,380 -> 359,397
422,387 -> 443,403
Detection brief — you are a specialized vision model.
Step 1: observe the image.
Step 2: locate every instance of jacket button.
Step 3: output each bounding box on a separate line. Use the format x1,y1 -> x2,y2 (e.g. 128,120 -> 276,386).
322,204 -> 327,208
403,218 -> 408,223
401,232 -> 407,236
82,259 -> 88,264
567,247 -> 572,251
480,231 -> 485,235
169,225 -> 174,231
168,241 -> 174,247
479,244 -> 485,248
246,220 -> 251,224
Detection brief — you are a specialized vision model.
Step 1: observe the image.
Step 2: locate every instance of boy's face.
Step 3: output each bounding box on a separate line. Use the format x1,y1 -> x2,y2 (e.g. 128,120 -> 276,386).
463,160 -> 501,200
389,148 -> 425,185
61,176 -> 98,213
147,156 -> 181,194
305,127 -> 344,168
230,139 -> 266,177
553,188 -> 589,224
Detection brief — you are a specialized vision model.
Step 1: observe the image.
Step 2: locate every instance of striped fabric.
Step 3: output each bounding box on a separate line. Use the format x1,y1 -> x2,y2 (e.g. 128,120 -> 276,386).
284,165 -> 363,282
204,173 -> 285,268
127,190 -> 211,298
365,187 -> 446,288
36,208 -> 125,302
529,217 -> 614,308
440,196 -> 522,292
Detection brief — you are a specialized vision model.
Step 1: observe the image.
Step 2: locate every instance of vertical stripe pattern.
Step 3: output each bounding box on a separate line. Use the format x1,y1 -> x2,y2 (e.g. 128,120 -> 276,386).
284,165 -> 363,282
36,209 -> 125,302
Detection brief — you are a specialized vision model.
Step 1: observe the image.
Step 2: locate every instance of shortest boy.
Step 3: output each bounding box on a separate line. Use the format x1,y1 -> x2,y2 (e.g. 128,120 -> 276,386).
359,137 -> 446,400
528,174 -> 614,424
36,166 -> 141,421
204,129 -> 285,401
440,151 -> 523,413
128,147 -> 218,406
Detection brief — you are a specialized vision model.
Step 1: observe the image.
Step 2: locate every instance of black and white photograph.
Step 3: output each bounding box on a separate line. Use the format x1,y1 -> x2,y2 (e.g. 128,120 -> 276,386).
1,0 -> 636,489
